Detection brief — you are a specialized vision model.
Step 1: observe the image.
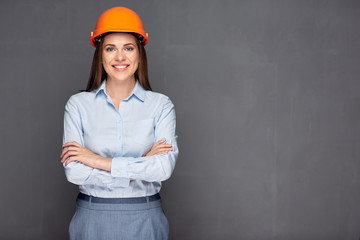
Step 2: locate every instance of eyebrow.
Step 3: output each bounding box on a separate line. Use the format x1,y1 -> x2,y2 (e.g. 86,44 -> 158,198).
104,43 -> 136,48
124,43 -> 136,46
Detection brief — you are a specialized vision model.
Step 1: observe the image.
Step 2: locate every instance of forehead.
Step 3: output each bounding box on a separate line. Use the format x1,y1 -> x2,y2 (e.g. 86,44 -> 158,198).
103,33 -> 137,45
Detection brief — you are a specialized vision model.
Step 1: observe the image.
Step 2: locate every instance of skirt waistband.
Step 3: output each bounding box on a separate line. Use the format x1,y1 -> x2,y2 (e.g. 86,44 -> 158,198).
78,192 -> 161,204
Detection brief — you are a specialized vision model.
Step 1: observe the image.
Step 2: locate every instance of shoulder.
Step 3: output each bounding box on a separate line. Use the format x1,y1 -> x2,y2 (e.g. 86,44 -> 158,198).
65,91 -> 96,110
65,91 -> 95,111
144,90 -> 173,106
144,91 -> 175,117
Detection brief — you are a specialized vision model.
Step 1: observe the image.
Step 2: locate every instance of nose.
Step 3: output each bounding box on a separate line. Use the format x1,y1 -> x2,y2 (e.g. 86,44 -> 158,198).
116,50 -> 125,61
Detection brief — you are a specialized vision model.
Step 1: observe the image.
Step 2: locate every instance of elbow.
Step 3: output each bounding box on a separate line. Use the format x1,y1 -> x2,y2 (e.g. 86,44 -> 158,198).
160,151 -> 178,181
65,175 -> 83,186
63,163 -> 86,185
161,167 -> 173,181
64,170 -> 85,185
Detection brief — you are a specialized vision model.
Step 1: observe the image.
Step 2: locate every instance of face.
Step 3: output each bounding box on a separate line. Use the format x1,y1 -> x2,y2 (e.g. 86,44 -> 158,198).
102,33 -> 139,83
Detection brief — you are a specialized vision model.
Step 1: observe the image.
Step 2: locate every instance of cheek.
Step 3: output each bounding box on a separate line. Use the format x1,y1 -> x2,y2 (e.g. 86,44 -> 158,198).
102,59 -> 109,70
102,52 -> 112,64
132,52 -> 140,63
101,56 -> 111,73
102,55 -> 107,65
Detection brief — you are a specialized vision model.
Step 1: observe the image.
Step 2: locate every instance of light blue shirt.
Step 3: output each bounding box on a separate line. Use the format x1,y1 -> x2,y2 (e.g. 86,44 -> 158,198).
62,80 -> 178,198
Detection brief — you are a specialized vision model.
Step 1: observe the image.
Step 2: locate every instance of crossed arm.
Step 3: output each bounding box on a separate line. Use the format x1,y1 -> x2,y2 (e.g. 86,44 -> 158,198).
60,139 -> 173,172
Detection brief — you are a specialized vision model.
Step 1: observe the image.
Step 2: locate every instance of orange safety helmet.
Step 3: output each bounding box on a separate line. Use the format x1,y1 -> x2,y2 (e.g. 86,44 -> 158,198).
90,7 -> 149,47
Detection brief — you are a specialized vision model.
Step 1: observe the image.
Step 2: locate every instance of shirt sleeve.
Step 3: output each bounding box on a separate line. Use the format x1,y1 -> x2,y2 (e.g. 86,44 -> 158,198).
62,96 -> 130,188
111,97 -> 179,182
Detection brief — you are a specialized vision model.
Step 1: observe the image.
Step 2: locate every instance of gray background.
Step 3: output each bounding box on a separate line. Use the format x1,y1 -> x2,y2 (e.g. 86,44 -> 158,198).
0,0 -> 359,239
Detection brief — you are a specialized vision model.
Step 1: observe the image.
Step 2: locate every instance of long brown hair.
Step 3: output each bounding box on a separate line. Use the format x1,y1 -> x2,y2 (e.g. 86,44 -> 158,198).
85,33 -> 151,92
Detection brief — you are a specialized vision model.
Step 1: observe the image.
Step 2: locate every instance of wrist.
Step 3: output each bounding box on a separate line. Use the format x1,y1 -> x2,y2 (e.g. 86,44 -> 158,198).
95,156 -> 112,172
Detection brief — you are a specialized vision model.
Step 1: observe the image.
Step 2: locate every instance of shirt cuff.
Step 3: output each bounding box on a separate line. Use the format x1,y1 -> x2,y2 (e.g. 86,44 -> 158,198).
111,157 -> 130,178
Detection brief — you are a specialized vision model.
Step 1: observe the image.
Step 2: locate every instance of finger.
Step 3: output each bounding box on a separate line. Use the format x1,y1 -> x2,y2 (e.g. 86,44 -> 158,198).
152,142 -> 161,148
155,143 -> 172,147
153,139 -> 167,147
60,148 -> 69,158
158,144 -> 172,148
62,142 -> 75,148
62,141 -> 82,148
145,150 -> 158,157
152,145 -> 172,152
151,143 -> 171,149
71,141 -> 82,147
153,148 -> 172,154
60,146 -> 78,158
145,152 -> 152,157
65,155 -> 85,166
61,150 -> 79,163
65,156 -> 76,166
61,155 -> 67,163
145,140 -> 169,156
153,148 -> 173,155
61,152 -> 72,163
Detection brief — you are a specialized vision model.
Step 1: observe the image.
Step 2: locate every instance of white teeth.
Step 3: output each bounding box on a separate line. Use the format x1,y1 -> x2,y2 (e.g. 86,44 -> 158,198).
114,65 -> 127,69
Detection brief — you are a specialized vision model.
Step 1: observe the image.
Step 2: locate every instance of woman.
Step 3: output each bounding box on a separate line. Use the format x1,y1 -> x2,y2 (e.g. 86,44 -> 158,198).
60,7 -> 178,240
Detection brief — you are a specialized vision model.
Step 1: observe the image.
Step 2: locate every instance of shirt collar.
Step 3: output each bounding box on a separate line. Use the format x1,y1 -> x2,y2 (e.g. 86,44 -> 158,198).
95,80 -> 107,96
95,80 -> 145,102
130,81 -> 146,102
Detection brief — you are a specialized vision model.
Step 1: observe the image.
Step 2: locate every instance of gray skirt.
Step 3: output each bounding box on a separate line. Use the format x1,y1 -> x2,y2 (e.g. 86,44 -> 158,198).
69,193 -> 169,240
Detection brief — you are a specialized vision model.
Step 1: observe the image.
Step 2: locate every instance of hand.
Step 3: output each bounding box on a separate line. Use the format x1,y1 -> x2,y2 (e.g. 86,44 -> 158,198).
145,139 -> 173,157
60,141 -> 111,171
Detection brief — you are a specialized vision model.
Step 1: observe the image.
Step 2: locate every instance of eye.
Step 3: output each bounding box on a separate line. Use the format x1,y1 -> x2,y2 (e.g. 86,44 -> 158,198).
125,47 -> 134,51
106,47 -> 115,52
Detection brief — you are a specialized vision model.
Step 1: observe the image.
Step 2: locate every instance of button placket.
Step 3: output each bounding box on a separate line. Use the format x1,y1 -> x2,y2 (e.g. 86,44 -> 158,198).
116,106 -> 123,153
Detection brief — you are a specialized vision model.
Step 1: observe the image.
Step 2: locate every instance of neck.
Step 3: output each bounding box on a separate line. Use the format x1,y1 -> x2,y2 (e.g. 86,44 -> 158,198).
105,77 -> 136,100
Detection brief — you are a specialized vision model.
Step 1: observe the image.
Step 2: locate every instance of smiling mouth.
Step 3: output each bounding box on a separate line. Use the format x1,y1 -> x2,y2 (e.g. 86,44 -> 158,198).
113,65 -> 128,69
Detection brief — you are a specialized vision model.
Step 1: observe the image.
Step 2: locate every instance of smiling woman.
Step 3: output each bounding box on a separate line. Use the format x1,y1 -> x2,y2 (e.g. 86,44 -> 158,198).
86,32 -> 150,93
61,6 -> 178,240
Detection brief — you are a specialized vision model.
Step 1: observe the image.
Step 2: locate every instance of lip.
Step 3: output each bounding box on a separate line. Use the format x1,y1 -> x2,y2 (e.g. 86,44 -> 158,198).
112,64 -> 129,72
